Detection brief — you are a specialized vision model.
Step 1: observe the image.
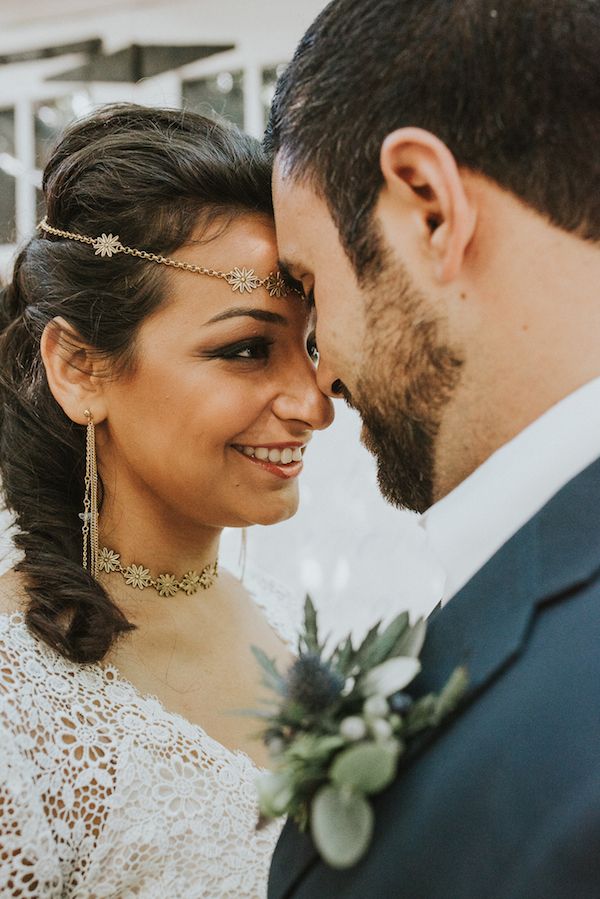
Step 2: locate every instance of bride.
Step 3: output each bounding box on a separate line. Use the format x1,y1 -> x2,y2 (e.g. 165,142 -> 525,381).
0,104 -> 333,897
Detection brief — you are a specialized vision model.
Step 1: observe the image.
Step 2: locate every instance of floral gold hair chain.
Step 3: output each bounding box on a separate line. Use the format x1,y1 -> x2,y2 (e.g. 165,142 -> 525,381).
37,216 -> 300,298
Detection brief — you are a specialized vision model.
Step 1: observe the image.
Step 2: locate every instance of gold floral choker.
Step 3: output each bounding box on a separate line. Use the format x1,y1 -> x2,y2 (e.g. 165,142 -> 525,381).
98,547 -> 219,597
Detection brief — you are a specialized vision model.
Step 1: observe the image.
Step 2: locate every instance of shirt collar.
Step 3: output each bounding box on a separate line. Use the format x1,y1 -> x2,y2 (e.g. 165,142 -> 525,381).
421,376 -> 600,605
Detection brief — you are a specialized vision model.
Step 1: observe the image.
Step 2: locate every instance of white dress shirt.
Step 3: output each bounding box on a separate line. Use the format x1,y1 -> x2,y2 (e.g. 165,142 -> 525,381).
421,376 -> 600,606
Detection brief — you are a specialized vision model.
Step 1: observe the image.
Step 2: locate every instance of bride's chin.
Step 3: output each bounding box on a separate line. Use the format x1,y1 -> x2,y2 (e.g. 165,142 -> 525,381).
247,494 -> 301,527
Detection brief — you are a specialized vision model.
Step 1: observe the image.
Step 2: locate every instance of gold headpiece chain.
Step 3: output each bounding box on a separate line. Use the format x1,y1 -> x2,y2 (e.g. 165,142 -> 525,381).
37,216 -> 298,299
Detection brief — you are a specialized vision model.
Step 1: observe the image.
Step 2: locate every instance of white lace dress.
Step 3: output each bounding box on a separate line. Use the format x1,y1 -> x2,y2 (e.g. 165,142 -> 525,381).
0,569 -> 300,898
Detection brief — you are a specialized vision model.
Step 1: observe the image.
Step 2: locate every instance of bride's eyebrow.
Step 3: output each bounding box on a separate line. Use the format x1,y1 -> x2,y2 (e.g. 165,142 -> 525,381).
204,308 -> 288,326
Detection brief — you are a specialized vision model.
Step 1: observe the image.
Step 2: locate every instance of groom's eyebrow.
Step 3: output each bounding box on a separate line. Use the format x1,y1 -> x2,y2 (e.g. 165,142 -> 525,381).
278,260 -> 304,295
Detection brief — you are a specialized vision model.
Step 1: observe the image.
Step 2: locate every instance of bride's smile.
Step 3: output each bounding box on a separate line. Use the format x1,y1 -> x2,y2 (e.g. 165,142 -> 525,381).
231,440 -> 308,479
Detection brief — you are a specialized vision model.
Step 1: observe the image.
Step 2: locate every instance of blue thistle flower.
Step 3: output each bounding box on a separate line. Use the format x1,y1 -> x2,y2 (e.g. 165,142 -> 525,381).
285,653 -> 345,713
389,691 -> 413,715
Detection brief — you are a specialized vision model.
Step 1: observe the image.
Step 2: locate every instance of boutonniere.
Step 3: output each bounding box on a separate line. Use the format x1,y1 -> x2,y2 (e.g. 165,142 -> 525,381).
253,598 -> 467,869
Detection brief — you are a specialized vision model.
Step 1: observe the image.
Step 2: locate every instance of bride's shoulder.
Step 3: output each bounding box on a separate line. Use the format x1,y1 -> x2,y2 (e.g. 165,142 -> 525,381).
0,570 -> 50,691
0,568 -> 28,617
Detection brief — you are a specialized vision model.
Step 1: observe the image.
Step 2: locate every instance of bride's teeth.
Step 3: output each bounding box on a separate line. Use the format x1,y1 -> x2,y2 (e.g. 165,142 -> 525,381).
239,444 -> 305,464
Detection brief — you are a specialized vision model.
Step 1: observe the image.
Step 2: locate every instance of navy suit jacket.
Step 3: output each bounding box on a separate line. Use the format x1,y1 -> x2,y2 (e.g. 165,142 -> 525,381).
268,456 -> 600,898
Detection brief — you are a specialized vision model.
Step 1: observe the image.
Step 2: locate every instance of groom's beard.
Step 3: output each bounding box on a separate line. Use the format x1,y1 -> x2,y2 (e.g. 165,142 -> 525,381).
346,256 -> 464,513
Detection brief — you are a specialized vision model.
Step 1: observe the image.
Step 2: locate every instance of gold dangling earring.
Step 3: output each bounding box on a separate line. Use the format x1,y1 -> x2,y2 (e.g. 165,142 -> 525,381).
82,409 -> 99,579
239,527 -> 248,582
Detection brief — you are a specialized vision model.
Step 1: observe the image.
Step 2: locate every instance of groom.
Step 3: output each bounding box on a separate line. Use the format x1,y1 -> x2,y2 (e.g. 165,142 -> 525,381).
265,0 -> 600,896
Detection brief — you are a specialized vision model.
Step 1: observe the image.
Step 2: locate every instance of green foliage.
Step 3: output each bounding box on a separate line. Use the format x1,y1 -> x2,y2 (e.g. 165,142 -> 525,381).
251,646 -> 285,696
300,595 -> 321,655
330,741 -> 400,794
353,621 -> 384,671
331,635 -> 355,677
405,694 -> 439,736
393,617 -> 427,658
436,666 -> 469,718
286,734 -> 345,763
363,612 -> 410,669
311,785 -> 374,869
250,593 -> 470,871
405,666 -> 468,736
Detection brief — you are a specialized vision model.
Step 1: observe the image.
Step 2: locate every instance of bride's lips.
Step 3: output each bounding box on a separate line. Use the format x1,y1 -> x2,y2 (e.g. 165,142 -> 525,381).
231,442 -> 307,481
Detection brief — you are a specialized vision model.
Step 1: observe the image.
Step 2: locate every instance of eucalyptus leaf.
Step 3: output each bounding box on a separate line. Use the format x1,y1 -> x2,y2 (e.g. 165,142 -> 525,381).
286,734 -> 345,762
361,656 -> 421,698
302,595 -> 321,655
405,693 -> 438,736
354,621 -> 383,669
363,612 -> 410,669
392,617 -> 427,658
435,666 -> 469,719
251,646 -> 285,694
330,741 -> 399,794
311,785 -> 374,869
256,770 -> 293,818
333,636 -> 355,677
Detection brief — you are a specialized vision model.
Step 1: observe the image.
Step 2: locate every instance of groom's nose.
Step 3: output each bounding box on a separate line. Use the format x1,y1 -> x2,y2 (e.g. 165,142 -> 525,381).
316,357 -> 345,399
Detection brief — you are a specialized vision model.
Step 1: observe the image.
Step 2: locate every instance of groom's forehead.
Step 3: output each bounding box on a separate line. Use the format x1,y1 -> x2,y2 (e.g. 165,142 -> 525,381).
272,161 -> 314,216
273,163 -> 337,262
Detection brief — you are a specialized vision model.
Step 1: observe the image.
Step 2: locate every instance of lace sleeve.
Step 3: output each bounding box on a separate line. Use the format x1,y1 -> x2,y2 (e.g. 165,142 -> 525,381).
0,720 -> 63,897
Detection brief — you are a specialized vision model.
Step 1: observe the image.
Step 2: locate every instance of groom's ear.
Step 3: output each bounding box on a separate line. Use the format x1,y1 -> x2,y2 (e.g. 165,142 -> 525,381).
377,127 -> 476,283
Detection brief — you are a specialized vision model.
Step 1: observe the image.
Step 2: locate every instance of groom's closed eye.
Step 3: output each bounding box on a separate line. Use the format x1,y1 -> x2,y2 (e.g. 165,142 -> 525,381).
277,261 -> 307,301
304,288 -> 315,309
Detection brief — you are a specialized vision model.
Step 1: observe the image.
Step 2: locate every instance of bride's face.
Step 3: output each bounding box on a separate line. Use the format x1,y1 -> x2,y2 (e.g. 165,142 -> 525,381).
97,214 -> 334,530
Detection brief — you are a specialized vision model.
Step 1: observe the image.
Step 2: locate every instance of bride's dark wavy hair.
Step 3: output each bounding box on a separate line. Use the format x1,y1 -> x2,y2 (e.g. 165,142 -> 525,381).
0,103 -> 273,663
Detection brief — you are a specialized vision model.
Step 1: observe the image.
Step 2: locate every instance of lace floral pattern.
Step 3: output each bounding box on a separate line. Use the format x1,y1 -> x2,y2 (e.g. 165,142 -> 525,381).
0,570 -> 302,898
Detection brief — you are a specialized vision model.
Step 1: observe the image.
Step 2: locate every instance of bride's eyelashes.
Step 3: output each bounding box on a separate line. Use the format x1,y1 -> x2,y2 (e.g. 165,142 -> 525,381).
200,330 -> 318,365
201,336 -> 275,362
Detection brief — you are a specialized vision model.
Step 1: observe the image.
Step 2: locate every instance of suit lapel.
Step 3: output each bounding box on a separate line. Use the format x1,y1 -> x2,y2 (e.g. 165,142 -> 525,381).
414,454 -> 600,700
410,523 -> 537,699
270,457 -> 600,899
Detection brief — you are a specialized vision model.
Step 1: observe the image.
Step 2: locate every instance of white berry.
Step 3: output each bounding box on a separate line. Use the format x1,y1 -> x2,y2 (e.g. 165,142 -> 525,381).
340,716 -> 368,741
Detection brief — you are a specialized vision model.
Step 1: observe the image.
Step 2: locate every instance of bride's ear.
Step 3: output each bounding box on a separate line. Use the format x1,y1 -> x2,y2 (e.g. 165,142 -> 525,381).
378,127 -> 477,283
40,317 -> 108,425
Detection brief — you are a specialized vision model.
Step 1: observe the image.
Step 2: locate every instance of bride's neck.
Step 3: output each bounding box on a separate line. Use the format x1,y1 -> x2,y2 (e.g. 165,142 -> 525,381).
98,494 -> 222,579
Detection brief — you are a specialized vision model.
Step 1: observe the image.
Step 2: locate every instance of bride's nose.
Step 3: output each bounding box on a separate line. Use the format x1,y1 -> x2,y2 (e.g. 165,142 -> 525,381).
272,363 -> 334,431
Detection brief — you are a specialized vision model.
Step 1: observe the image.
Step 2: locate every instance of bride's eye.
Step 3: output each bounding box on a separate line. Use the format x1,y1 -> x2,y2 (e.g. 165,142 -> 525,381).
207,338 -> 274,361
307,332 -> 319,365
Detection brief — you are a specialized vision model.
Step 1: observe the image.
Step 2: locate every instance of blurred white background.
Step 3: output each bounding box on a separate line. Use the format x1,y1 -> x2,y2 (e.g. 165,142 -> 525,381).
0,0 -> 445,633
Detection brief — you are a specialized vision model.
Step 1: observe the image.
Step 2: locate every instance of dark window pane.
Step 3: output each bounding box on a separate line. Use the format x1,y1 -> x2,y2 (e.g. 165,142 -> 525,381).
182,71 -> 244,129
34,93 -> 92,170
0,108 -> 16,244
262,63 -> 287,129
36,188 -> 46,224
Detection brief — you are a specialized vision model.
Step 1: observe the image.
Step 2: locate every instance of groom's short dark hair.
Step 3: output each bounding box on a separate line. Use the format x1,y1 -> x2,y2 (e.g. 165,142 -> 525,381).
266,0 -> 600,274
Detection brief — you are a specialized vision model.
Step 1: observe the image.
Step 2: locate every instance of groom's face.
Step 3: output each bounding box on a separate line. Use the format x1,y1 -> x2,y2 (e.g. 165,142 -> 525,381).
273,164 -> 463,513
